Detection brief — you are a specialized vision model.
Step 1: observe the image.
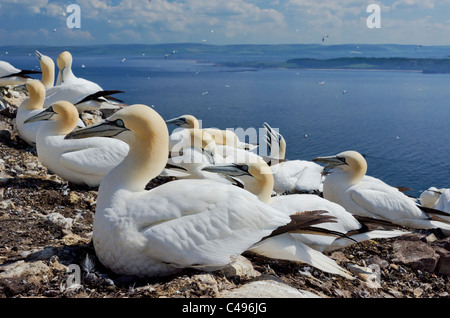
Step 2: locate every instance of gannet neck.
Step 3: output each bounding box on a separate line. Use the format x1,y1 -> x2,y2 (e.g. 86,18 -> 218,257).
253,162 -> 274,204
52,101 -> 80,135
244,158 -> 275,203
104,105 -> 170,192
22,81 -> 45,111
315,151 -> 367,184
278,135 -> 286,160
39,55 -> 55,89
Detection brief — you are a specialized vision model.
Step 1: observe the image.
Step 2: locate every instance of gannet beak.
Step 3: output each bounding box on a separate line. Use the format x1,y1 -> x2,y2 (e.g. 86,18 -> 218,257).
202,163 -> 251,177
312,155 -> 347,170
165,117 -> 186,126
65,120 -> 128,140
24,106 -> 55,123
34,50 -> 42,61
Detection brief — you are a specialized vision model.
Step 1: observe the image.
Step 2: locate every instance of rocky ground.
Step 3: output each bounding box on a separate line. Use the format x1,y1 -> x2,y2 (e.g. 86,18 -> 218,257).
0,85 -> 449,300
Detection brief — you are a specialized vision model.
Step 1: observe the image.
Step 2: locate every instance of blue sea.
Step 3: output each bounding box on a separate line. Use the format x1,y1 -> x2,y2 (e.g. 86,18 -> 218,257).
2,44 -> 449,197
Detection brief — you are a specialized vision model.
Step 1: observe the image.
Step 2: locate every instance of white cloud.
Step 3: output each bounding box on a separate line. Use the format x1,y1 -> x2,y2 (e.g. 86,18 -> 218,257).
392,0 -> 436,10
1,0 -> 450,45
67,0 -> 287,43
0,0 -> 64,17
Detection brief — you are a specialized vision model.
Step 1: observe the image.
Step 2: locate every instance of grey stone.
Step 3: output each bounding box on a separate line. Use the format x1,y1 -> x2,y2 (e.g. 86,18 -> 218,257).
392,239 -> 440,273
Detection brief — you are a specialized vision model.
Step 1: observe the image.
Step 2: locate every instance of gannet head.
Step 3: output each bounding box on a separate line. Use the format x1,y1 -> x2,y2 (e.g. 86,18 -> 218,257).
202,157 -> 274,202
35,50 -> 55,89
65,104 -> 168,146
65,105 -> 170,187
22,80 -> 45,110
166,114 -> 199,129
24,101 -> 80,135
313,150 -> 367,184
56,51 -> 73,84
57,51 -> 72,71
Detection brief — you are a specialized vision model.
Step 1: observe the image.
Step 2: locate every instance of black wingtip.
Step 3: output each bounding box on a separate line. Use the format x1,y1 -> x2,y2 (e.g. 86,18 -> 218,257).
0,69 -> 42,79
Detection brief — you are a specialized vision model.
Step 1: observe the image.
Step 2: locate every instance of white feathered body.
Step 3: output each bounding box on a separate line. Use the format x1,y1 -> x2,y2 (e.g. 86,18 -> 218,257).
323,171 -> 450,230
271,160 -> 324,194
16,107 -> 43,146
93,178 -> 291,277
35,125 -> 129,187
0,61 -> 33,86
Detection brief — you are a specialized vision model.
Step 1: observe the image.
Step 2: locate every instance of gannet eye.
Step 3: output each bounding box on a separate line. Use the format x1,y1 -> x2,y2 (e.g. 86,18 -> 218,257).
241,165 -> 249,172
115,119 -> 125,128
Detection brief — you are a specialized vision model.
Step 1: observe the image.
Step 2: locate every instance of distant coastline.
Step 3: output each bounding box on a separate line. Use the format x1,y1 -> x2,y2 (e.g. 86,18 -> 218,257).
219,57 -> 450,74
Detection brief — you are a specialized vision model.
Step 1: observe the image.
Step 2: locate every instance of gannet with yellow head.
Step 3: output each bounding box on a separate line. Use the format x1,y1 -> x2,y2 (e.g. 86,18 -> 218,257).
16,81 -> 47,146
203,157 -> 407,253
313,150 -> 450,231
264,122 -> 324,194
16,81 -> 86,146
64,105 -> 353,279
56,51 -> 101,89
24,101 -> 128,187
45,51 -> 125,112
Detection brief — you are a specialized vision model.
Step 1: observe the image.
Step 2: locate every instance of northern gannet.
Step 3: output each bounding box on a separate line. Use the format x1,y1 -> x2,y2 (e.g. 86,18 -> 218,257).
46,51 -> 125,112
64,105 -> 352,279
166,114 -> 258,151
264,122 -> 324,194
16,81 -> 85,146
313,151 -> 450,231
16,81 -> 47,146
55,51 -> 101,89
0,60 -> 41,87
24,101 -> 129,187
202,158 -> 407,253
34,50 -> 55,89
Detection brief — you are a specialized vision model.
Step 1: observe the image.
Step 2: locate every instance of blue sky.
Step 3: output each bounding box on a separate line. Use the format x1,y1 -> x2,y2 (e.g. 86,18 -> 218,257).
0,0 -> 450,46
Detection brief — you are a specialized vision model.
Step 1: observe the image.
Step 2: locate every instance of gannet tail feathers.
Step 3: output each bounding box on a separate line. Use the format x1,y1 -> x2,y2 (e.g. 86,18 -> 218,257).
263,210 -> 337,239
354,216 -> 404,229
249,234 -> 354,279
324,229 -> 409,252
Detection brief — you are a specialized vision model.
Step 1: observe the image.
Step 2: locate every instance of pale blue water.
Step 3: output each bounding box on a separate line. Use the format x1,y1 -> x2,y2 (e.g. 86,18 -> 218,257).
3,45 -> 449,197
